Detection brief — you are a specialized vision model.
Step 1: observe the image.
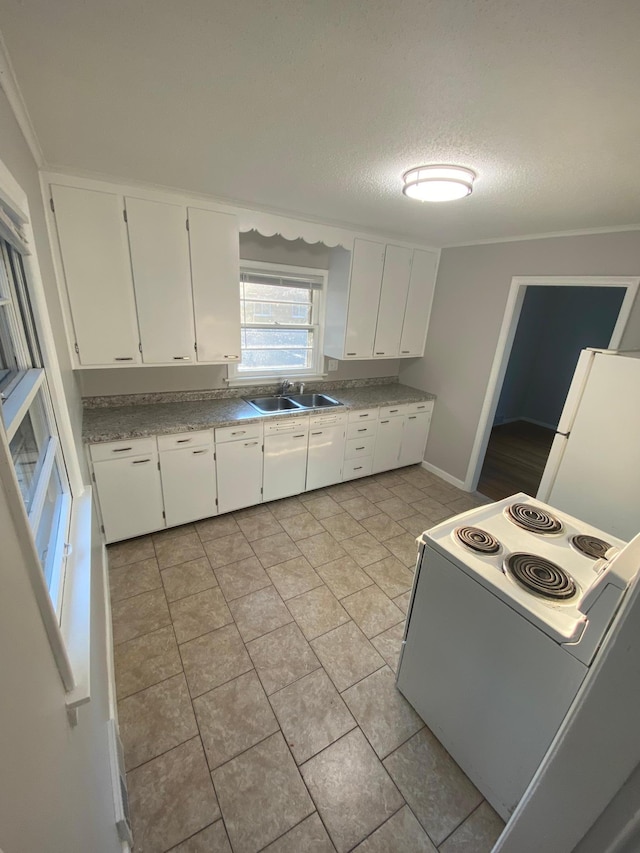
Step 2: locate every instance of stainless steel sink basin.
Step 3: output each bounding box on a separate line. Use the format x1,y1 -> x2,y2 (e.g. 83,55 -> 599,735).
286,393 -> 342,409
246,396 -> 304,413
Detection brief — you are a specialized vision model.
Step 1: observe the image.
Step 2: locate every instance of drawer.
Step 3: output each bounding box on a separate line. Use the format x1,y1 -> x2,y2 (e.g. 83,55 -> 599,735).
263,416 -> 310,435
215,422 -> 263,443
90,436 -> 157,462
343,456 -> 373,480
347,421 -> 378,440
345,436 -> 376,459
157,429 -> 214,451
309,410 -> 347,428
348,408 -> 379,423
407,400 -> 434,415
379,404 -> 408,419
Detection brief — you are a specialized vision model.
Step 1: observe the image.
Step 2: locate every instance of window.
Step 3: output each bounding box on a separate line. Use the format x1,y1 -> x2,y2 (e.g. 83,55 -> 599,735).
229,262 -> 326,381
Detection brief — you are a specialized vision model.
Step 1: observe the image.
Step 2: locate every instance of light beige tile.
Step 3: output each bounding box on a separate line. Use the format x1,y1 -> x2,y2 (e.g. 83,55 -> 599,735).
354,482 -> 394,504
119,673 -> 198,770
360,513 -> 405,542
320,512 -> 366,541
342,667 -> 423,758
372,470 -> 406,487
214,555 -> 271,601
112,587 -> 171,646
325,482 -> 360,503
446,495 -> 486,514
371,622 -> 405,673
107,535 -> 154,569
213,732 -> 314,853
155,531 -> 206,570
268,495 -> 307,520
169,820 -> 232,853
311,622 -> 384,693
422,481 -> 463,503
236,512 -> 284,542
109,556 -> 162,602
266,556 -> 323,600
341,586 -> 403,639
398,513 -> 434,538
316,555 -> 374,600
270,668 -> 356,764
373,496 -> 415,520
393,590 -> 412,615
229,585 -> 293,642
410,497 -> 452,523
304,494 -> 343,520
383,728 -> 482,846
203,532 -> 253,570
262,813 -> 335,853
247,622 -> 321,695
352,805 -> 436,853
127,737 -> 220,853
287,585 -> 350,640
297,532 -> 347,568
180,623 -> 253,698
385,533 -> 420,568
252,532 -> 302,569
161,556 -> 218,602
114,625 -> 182,699
170,587 -> 233,644
194,671 -> 279,769
195,514 -> 240,542
439,801 -> 505,853
279,511 -> 325,541
152,522 -> 196,544
363,555 -> 414,598
341,533 -> 390,568
301,729 -> 404,853
340,496 -> 380,521
389,483 -> 426,504
233,503 -> 271,519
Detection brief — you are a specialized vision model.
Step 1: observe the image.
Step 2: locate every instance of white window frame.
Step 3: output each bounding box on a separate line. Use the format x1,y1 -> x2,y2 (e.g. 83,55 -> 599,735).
227,260 -> 327,386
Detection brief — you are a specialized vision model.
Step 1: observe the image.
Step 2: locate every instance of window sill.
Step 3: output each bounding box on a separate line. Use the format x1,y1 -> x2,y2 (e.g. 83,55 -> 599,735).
225,373 -> 328,388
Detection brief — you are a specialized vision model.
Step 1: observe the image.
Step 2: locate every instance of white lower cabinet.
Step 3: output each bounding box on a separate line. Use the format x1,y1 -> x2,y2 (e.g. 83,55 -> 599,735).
372,415 -> 405,474
263,418 -> 309,502
93,453 -> 165,543
160,445 -> 217,527
399,411 -> 432,467
307,415 -> 346,491
215,425 -> 264,514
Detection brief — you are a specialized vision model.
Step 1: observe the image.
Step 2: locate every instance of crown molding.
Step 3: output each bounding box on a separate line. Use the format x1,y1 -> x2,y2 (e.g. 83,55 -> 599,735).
441,222 -> 640,250
0,29 -> 45,167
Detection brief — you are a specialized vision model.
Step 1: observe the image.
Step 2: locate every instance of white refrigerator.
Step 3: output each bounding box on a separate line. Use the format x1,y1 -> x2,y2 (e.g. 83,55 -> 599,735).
536,348 -> 640,540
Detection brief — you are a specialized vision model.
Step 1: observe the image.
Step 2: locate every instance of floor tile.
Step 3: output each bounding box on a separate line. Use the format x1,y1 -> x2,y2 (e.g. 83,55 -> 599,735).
155,532 -> 206,570
119,673 -> 198,770
398,466 -> 436,487
161,556 -> 218,602
109,556 -> 162,602
194,671 -> 279,769
325,481 -> 360,502
363,555 -> 414,598
268,495 -> 307,520
341,533 -> 390,568
233,503 -> 272,519
301,729 -> 404,853
393,590 -> 412,615
261,812 -> 335,853
385,533 -> 420,568
311,622 -> 384,693
371,623 -> 405,672
389,483 -> 426,504
203,532 -> 254,570
342,667 -> 423,759
251,532 -> 302,569
214,556 -> 271,601
297,532 -> 347,567
320,512 -> 366,541
372,470 -> 406,487
341,586 -> 403,639
279,511 -> 325,541
410,497 -> 452,522
195,514 -> 240,542
180,623 -> 253,698
422,482 -> 462,503
360,513 -> 405,542
397,513 -> 434,537
446,494 -> 485,514
228,585 -> 293,642
439,801 -> 505,853
247,622 -> 321,695
340,496 -> 380,520
170,587 -> 233,644
266,555 -> 323,600
304,494 -> 343,520
168,820 -> 232,852
112,587 -> 171,645
354,482 -> 394,504
236,512 -> 284,542
383,728 -> 482,846
213,732 -> 314,853
287,585 -> 350,640
352,805 -> 436,853
114,625 -> 182,700
107,535 -> 154,569
373,496 -> 415,520
127,737 -> 220,853
316,555 -> 373,599
152,523 -> 196,544
270,668 -> 356,764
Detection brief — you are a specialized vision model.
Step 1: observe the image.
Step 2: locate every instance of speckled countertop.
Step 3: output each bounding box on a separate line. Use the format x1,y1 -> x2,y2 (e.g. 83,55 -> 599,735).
82,383 -> 436,443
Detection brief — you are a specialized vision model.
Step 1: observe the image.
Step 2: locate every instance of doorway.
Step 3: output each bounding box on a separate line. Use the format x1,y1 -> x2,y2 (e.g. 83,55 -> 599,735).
467,276 -> 639,498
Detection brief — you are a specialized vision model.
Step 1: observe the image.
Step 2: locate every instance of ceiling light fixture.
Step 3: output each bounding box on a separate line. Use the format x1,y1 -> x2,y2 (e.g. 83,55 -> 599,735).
402,164 -> 476,202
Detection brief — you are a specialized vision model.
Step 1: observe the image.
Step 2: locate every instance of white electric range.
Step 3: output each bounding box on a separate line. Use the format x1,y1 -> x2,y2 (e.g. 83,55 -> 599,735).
396,493 -> 640,821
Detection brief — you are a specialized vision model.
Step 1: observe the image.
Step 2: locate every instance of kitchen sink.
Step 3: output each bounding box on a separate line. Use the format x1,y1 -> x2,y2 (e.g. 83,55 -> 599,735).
245,393 -> 343,413
286,393 -> 342,409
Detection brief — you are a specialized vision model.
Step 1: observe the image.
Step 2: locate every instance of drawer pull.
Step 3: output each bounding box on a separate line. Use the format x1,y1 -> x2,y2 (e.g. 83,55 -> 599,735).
132,458 -> 151,464
311,431 -> 322,436
231,430 -> 246,436
358,414 -> 368,418
357,428 -> 367,432
224,354 -> 239,359
390,409 -> 398,413
176,438 -> 191,443
192,449 -> 207,454
114,357 -> 134,361
347,352 -> 357,356
112,447 -> 133,453
401,350 -> 410,354
173,356 -> 191,360
356,446 -> 365,451
375,352 -> 385,355
294,434 -> 306,438
244,441 -> 259,447
381,420 -> 389,424
353,466 -> 363,470
408,416 -> 417,420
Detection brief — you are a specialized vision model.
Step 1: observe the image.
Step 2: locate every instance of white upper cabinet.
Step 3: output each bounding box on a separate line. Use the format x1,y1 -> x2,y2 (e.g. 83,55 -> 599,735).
373,245 -> 413,358
399,249 -> 438,357
125,197 -> 195,364
51,184 -> 140,366
188,207 -> 241,364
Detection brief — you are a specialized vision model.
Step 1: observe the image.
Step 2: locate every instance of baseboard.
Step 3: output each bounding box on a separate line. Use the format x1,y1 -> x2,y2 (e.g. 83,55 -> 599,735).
494,416 -> 557,431
421,461 -> 467,491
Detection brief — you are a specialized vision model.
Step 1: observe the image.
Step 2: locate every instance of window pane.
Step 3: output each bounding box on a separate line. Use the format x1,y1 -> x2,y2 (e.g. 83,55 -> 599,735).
8,390 -> 50,513
242,301 -> 311,325
239,348 -> 313,370
0,307 -> 19,393
242,328 -> 312,348
36,463 -> 65,586
243,281 -> 311,303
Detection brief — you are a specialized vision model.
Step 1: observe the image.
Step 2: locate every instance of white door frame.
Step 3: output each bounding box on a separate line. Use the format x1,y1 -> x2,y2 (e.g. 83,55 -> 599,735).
465,276 -> 640,493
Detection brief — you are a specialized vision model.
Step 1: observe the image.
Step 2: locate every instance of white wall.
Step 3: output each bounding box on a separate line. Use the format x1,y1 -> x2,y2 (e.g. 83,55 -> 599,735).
399,231 -> 640,483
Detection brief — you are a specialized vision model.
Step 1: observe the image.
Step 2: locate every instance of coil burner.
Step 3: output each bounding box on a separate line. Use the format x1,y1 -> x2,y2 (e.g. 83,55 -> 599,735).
570,534 -> 613,560
506,503 -> 563,535
454,526 -> 501,555
505,552 -> 577,601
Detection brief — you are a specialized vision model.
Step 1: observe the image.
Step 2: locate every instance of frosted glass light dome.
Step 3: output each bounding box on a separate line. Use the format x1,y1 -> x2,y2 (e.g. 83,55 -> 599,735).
402,165 -> 476,202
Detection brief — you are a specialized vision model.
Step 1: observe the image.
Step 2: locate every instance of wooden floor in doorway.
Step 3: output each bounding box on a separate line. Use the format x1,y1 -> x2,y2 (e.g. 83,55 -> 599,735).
478,420 -> 556,501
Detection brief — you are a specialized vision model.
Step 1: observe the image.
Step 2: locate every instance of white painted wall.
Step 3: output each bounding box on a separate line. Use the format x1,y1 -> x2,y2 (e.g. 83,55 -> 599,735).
399,231 -> 640,483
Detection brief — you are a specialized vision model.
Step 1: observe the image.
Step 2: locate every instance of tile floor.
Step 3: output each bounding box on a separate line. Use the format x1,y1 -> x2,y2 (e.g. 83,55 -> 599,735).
108,465 -> 505,853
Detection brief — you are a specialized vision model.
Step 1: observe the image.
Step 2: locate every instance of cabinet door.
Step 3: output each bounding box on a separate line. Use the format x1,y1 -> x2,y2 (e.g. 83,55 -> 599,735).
399,412 -> 432,467
263,431 -> 308,502
399,249 -> 438,357
160,446 -> 217,527
188,207 -> 241,364
344,239 -> 385,358
94,455 -> 165,543
372,417 -> 405,474
51,185 -> 140,366
216,439 -> 263,513
125,197 -> 195,364
373,245 -> 413,358
307,424 -> 346,490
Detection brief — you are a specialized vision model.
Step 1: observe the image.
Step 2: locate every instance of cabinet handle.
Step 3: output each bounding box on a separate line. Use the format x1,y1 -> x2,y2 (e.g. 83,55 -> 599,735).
223,354 -> 239,359
381,420 -> 389,424
416,405 -> 426,409
192,449 -> 207,454
114,357 -> 134,361
244,441 -> 259,446
353,466 -> 363,470
389,409 -> 399,413
356,446 -> 365,450
401,350 -> 410,354
408,416 -> 417,420
347,352 -> 357,356
112,447 -> 133,453
173,356 -> 191,361
176,438 -> 191,443
293,434 -> 306,438
375,352 -> 385,355
132,458 -> 151,464
357,428 -> 367,432
311,431 -> 322,436
358,414 -> 368,418
231,430 -> 246,436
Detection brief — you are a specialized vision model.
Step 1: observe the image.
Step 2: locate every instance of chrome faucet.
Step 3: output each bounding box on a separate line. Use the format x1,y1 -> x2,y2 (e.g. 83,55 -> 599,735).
279,379 -> 294,396
298,381 -> 305,394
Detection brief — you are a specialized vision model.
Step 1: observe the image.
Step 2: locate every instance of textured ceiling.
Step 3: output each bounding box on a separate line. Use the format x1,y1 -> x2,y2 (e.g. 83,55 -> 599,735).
1,0 -> 640,246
